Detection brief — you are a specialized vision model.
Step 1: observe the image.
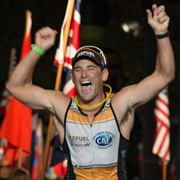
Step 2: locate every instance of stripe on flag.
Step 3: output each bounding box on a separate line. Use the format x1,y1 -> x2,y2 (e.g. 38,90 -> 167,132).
152,87 -> 170,161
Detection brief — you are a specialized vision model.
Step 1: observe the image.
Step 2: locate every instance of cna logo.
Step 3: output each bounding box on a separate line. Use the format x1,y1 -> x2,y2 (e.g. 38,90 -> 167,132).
93,131 -> 114,149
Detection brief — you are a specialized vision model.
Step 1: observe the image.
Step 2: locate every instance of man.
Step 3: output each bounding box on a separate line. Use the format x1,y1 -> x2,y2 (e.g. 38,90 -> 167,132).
6,4 -> 175,180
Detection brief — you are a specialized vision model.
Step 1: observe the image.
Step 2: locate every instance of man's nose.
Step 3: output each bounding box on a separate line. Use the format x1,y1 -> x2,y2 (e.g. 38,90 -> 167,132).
81,69 -> 88,77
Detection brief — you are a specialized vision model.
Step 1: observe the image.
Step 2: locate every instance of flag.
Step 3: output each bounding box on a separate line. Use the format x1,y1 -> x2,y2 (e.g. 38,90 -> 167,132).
45,165 -> 59,180
54,0 -> 81,97
45,160 -> 67,179
152,87 -> 170,162
0,10 -> 32,165
47,124 -> 65,167
31,114 -> 43,180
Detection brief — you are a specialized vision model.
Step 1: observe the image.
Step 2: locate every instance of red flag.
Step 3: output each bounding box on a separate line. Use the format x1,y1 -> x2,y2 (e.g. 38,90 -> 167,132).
152,87 -> 170,162
0,10 -> 32,165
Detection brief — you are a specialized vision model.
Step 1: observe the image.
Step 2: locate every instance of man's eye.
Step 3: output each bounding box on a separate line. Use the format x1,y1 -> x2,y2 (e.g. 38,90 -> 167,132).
75,69 -> 81,72
88,68 -> 95,71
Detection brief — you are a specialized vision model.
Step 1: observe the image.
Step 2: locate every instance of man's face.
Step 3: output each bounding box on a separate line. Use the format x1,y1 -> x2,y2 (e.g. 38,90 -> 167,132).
72,59 -> 107,102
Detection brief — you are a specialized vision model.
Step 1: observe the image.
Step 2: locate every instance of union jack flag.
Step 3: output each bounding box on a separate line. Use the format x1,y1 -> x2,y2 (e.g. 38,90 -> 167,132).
54,0 -> 81,97
152,87 -> 170,162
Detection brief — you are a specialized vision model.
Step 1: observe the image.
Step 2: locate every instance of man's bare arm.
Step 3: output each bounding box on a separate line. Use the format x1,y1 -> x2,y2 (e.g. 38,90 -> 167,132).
128,4 -> 175,109
112,4 -> 175,138
6,27 -> 68,113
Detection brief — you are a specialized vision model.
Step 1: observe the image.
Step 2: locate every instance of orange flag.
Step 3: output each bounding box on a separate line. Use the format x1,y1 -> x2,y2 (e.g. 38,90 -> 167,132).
0,10 -> 32,165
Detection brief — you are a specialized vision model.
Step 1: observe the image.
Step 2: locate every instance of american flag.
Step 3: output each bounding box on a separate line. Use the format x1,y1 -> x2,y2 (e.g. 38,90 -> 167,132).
54,0 -> 81,97
152,87 -> 170,161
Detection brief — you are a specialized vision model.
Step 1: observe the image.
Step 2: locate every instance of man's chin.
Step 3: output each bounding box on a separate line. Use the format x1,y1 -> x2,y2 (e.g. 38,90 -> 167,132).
79,95 -> 94,103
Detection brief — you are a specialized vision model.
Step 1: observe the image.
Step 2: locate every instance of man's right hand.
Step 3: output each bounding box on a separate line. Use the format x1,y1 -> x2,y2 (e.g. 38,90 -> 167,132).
35,26 -> 58,52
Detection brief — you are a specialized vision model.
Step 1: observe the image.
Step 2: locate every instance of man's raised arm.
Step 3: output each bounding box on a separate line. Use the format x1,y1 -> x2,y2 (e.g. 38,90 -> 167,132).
147,4 -> 175,83
126,4 -> 175,109
6,27 -> 58,111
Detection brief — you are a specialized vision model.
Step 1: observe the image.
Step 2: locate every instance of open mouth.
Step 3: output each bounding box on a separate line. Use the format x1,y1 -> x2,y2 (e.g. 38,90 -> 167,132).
81,81 -> 92,86
81,81 -> 92,93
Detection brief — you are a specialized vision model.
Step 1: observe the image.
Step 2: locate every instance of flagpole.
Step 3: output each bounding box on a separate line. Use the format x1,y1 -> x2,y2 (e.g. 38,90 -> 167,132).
40,0 -> 75,179
8,48 -> 16,79
18,149 -> 23,168
17,10 -> 32,169
6,48 -> 16,112
37,117 -> 43,179
55,0 -> 75,90
162,159 -> 167,180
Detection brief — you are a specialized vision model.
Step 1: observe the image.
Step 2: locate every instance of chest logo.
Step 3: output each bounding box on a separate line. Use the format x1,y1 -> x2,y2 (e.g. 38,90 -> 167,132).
93,131 -> 114,148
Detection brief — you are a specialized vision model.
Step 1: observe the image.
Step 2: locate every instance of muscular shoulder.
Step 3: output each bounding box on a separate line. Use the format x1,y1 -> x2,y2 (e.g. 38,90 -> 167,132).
111,87 -> 130,108
112,85 -> 138,107
47,90 -> 71,119
111,86 -> 136,139
111,85 -> 137,122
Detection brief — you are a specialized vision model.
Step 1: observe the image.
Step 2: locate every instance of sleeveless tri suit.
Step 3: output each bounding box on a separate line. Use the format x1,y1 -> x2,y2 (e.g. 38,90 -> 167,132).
62,95 -> 129,180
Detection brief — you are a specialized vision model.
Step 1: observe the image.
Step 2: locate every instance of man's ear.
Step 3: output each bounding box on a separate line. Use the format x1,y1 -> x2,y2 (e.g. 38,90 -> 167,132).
102,68 -> 109,82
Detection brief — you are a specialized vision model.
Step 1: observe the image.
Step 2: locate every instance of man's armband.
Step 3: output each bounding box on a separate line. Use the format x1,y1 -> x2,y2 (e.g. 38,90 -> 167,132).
31,44 -> 45,55
156,32 -> 169,39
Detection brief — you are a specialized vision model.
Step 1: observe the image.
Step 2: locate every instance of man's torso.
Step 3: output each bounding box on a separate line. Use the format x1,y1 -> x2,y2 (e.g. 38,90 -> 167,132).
60,97 -> 129,180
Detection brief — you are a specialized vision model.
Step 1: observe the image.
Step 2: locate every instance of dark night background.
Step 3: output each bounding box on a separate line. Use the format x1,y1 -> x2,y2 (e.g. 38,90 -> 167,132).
1,0 -> 180,179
